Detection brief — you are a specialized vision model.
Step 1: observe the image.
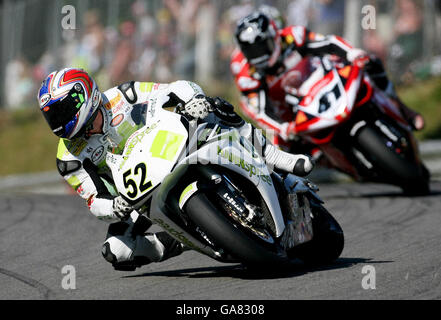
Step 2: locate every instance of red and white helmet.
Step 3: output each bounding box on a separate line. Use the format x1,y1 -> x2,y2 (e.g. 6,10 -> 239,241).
37,68 -> 101,139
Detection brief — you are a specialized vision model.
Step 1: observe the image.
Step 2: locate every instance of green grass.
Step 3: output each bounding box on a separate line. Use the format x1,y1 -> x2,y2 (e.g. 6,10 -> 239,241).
397,77 -> 441,140
1,77 -> 440,176
0,108 -> 59,176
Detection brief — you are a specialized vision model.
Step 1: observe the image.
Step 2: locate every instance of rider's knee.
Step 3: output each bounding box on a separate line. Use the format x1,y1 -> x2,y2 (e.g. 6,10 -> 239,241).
102,221 -> 136,265
101,220 -> 185,270
101,236 -> 133,264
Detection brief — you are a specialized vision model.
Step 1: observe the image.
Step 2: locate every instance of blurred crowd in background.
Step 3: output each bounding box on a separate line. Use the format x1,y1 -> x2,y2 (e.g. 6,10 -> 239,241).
1,0 -> 441,109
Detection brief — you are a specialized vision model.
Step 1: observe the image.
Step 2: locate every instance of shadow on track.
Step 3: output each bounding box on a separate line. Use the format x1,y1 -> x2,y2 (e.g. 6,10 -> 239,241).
123,257 -> 392,280
323,181 -> 441,200
327,191 -> 441,200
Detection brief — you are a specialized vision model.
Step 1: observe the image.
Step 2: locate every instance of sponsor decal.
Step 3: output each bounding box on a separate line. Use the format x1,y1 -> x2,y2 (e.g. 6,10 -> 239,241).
76,184 -> 85,196
145,101 -> 155,118
68,139 -> 88,156
152,217 -> 203,253
104,92 -> 122,110
53,126 -> 63,134
91,146 -> 105,163
139,82 -> 154,93
119,122 -> 159,169
40,93 -> 51,108
111,100 -> 125,114
149,98 -> 157,116
105,152 -> 119,165
217,147 -> 272,185
110,114 -> 124,127
195,226 -> 214,246
188,81 -> 201,94
92,90 -> 100,107
222,192 -> 244,213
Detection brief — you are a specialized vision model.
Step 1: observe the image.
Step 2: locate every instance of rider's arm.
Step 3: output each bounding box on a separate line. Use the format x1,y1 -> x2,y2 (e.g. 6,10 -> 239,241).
239,88 -> 290,142
231,49 -> 291,141
56,139 -> 119,222
289,26 -> 365,63
232,55 -> 290,141
128,80 -> 206,110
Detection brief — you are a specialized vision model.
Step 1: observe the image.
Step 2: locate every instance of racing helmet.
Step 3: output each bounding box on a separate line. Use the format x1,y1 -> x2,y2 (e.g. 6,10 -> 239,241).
37,68 -> 102,139
235,11 -> 281,69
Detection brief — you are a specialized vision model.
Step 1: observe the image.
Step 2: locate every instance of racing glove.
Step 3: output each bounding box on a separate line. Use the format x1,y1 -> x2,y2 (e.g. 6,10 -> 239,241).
112,195 -> 133,220
182,94 -> 212,120
347,48 -> 370,68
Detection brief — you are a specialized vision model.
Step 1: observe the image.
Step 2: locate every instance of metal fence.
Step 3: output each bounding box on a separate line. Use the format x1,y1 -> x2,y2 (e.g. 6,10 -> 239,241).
0,0 -> 440,109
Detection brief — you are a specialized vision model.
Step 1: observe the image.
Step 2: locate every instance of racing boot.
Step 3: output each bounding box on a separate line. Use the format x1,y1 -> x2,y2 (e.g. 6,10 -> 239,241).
383,79 -> 425,131
238,123 -> 314,177
394,96 -> 425,131
382,81 -> 425,131
366,56 -> 425,131
264,143 -> 314,176
205,97 -> 315,177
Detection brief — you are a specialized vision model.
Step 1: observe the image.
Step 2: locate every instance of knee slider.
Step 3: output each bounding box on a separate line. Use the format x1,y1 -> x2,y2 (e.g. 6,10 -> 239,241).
101,236 -> 133,264
101,242 -> 117,263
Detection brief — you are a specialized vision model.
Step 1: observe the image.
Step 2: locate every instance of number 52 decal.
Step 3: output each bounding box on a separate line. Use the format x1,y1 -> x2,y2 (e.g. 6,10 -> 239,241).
122,162 -> 153,199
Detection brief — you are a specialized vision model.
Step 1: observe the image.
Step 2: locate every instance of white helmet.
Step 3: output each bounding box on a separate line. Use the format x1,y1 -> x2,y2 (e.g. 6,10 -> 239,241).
37,68 -> 102,139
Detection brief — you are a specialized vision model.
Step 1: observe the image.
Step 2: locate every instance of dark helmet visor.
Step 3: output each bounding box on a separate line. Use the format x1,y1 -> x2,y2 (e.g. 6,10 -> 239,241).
41,85 -> 85,138
240,36 -> 275,67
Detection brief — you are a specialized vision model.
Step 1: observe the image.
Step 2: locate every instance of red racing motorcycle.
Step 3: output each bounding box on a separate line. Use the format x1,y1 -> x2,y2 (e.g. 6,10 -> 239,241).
257,56 -> 430,195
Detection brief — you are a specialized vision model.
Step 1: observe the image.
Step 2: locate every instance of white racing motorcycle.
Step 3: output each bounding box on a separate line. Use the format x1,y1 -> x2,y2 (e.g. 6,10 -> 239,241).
105,102 -> 344,267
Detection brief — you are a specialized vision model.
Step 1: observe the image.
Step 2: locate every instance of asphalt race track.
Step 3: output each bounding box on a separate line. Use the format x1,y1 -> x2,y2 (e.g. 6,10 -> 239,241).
1,180 -> 440,300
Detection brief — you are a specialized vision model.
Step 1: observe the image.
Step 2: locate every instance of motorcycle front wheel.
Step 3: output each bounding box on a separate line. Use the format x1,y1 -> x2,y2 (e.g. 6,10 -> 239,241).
356,125 -> 430,196
287,202 -> 344,266
184,192 -> 289,267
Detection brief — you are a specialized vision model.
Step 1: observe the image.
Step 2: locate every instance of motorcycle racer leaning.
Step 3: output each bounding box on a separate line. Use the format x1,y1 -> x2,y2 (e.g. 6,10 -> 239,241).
37,68 -> 314,271
231,11 -> 425,150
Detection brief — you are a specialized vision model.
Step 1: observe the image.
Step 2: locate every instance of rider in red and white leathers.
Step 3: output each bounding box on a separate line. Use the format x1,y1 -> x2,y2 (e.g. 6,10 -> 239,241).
231,12 -> 424,150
